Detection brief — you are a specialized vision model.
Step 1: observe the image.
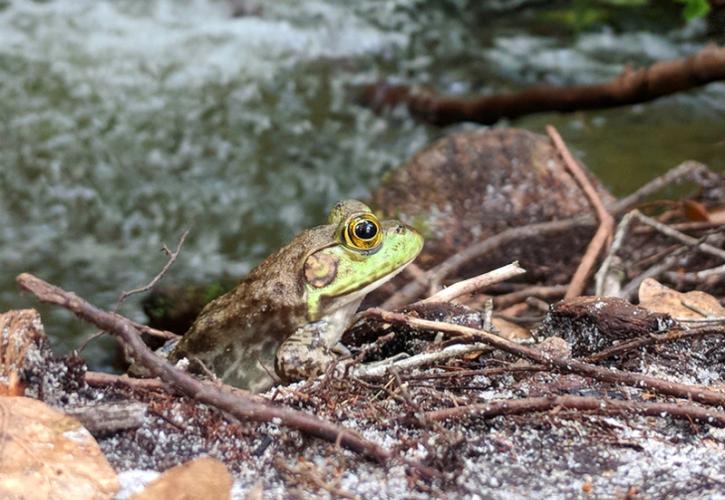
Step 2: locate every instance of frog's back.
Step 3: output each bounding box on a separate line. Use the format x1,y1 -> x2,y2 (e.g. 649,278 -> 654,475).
169,225 -> 333,392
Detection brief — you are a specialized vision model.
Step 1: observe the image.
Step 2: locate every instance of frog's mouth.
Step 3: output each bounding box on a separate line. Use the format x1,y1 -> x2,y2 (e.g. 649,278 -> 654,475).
305,250 -> 419,322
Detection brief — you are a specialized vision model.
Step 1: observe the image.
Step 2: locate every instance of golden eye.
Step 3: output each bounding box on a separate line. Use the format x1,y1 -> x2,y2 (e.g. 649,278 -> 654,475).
344,214 -> 382,250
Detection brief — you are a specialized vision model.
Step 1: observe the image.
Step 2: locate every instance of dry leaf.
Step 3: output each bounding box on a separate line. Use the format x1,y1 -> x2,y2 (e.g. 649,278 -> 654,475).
131,456 -> 233,500
682,199 -> 710,222
638,278 -> 725,319
491,317 -> 532,341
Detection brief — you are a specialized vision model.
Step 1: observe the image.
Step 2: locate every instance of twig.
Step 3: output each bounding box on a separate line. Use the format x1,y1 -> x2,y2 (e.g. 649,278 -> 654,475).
595,211 -> 637,296
79,230 -> 188,352
364,309 -> 725,406
353,343 -> 491,379
63,402 -> 148,434
382,218 -> 589,309
84,371 -> 169,390
584,324 -> 725,362
547,125 -> 614,299
664,262 -> 725,284
492,285 -> 568,309
620,246 -> 689,300
113,229 -> 190,310
425,395 -> 725,427
383,161 -> 716,308
631,211 -> 725,261
418,262 -> 526,304
611,161 -> 711,215
15,273 -> 429,471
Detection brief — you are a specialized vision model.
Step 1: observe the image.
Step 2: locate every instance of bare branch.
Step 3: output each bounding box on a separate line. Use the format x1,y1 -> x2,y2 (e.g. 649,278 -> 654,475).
425,395 -> 725,427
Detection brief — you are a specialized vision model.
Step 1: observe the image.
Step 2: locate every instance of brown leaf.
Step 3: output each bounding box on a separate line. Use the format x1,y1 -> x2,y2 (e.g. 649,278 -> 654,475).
131,456 -> 233,500
638,278 -> 725,319
682,200 -> 710,222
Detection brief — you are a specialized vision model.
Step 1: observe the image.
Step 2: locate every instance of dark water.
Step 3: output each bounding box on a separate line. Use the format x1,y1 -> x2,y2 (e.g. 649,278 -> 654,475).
1,1 -> 722,369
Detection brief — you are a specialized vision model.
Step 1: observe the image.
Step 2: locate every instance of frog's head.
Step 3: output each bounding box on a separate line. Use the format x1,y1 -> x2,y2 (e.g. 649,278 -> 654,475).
303,200 -> 423,321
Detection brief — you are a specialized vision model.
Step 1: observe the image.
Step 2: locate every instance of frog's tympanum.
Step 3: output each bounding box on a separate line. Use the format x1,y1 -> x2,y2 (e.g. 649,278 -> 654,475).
169,200 -> 423,392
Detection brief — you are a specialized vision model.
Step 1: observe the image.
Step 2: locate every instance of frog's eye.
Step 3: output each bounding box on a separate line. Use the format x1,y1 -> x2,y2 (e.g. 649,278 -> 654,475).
344,214 -> 382,251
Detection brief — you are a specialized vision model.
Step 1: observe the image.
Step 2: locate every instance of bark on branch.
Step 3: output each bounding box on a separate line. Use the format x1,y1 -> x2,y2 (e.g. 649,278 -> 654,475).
15,273 -> 424,471
360,44 -> 725,126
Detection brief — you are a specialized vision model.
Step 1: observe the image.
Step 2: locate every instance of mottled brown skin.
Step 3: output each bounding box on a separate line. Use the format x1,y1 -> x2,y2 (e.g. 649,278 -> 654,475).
168,200 -> 423,393
169,225 -> 335,392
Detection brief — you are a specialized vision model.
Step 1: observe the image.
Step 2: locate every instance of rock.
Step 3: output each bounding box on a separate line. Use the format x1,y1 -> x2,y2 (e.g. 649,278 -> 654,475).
131,456 -> 233,500
538,296 -> 674,356
0,309 -> 46,396
0,308 -> 89,406
372,128 -> 614,282
0,396 -> 119,499
536,336 -> 572,359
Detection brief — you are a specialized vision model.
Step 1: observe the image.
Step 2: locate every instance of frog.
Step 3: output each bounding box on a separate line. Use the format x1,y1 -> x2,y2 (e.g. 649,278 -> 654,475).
167,200 -> 423,393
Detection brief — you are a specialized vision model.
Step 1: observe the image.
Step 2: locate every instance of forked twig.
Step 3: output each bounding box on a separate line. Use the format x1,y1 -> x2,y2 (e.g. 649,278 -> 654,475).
547,125 -> 614,298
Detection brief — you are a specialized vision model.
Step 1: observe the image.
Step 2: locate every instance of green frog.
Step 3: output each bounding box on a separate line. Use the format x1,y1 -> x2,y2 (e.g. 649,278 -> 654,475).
168,200 -> 423,392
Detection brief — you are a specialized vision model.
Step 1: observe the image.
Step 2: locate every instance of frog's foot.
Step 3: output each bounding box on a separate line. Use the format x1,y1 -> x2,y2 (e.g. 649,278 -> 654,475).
276,322 -> 339,382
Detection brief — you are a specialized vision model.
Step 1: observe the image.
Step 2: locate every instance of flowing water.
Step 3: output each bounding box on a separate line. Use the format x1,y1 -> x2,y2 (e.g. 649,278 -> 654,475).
1,0 -> 723,369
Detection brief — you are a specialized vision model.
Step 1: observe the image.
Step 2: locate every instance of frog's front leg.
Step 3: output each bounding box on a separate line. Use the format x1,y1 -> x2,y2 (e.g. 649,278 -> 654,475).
275,320 -> 339,382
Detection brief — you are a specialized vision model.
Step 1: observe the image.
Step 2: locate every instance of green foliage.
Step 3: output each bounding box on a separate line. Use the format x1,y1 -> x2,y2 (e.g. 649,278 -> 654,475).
677,0 -> 710,20
542,0 -> 710,33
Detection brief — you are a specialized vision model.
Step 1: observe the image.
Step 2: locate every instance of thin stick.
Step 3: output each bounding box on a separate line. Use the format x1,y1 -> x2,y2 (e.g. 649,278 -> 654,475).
665,262 -> 725,284
353,343 -> 491,379
79,230 -> 188,351
547,125 -> 614,298
584,324 -> 725,362
425,395 -> 725,427
365,309 -> 725,406
595,211 -> 636,296
631,211 -> 725,261
620,246 -> 689,300
16,273 -> 418,470
611,161 -> 710,215
114,229 -> 191,310
493,285 -> 568,309
417,262 -> 526,305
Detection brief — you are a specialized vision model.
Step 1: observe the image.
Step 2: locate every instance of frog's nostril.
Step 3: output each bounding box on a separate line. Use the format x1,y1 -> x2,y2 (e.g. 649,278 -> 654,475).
395,225 -> 405,234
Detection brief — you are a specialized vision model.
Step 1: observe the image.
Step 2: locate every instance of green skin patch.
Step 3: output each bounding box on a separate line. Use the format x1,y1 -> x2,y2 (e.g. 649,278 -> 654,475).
304,220 -> 423,321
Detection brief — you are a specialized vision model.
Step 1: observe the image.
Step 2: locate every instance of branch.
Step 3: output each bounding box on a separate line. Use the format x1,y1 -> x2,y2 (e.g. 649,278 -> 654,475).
15,273 -> 414,469
360,45 -> 725,126
364,309 -> 725,406
425,395 -> 725,427
584,324 -> 725,362
114,229 -> 190,309
547,125 -> 615,298
417,262 -> 526,304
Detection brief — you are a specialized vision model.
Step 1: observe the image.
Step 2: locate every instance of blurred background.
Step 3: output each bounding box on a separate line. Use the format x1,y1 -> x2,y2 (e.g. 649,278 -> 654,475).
1,0 -> 723,369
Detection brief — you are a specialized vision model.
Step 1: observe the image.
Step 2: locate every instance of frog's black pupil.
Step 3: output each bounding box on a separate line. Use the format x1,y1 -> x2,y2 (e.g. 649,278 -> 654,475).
354,220 -> 377,240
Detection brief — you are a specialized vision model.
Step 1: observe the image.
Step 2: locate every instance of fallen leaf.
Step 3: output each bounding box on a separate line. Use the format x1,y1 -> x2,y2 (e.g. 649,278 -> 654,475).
682,199 -> 710,222
131,456 -> 233,500
638,278 -> 725,319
